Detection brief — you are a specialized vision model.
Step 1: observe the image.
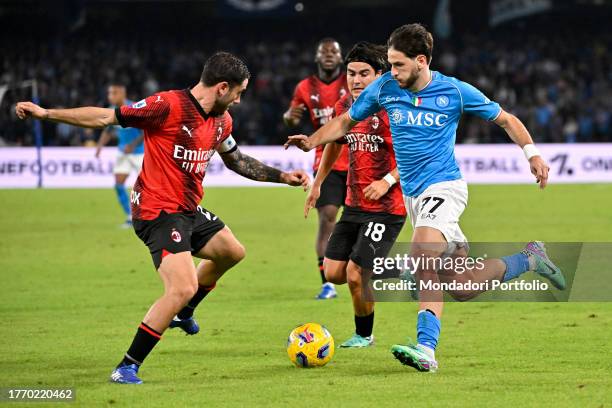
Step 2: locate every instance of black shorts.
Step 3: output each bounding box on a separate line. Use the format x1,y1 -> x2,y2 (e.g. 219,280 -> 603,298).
133,206 -> 226,269
325,206 -> 406,271
315,170 -> 347,208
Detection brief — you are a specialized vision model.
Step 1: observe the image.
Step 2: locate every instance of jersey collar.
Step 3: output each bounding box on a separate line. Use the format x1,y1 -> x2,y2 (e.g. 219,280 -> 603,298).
186,89 -> 214,120
410,70 -> 436,95
315,72 -> 342,85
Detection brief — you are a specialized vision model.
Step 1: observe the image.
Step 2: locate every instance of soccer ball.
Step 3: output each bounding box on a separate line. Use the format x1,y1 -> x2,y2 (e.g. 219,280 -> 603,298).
286,323 -> 334,368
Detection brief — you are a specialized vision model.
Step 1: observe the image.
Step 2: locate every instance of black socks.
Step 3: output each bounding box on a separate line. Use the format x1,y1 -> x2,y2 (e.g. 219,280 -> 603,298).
177,283 -> 216,320
120,322 -> 162,367
318,257 -> 327,283
355,312 -> 374,338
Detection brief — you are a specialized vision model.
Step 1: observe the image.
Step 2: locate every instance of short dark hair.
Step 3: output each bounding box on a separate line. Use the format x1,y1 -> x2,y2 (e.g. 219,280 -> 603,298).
317,37 -> 340,51
108,82 -> 126,88
387,23 -> 434,63
200,51 -> 250,87
344,42 -> 389,73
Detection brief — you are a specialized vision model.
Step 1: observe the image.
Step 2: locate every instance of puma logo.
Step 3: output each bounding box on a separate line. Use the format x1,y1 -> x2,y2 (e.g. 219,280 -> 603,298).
182,125 -> 194,137
310,94 -> 320,102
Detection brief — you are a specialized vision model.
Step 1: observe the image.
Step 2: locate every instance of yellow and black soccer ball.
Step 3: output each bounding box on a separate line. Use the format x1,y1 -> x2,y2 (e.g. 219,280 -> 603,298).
286,323 -> 334,368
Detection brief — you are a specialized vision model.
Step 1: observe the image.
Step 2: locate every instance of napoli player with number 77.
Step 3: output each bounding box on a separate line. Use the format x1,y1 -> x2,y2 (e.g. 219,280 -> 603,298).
285,24 -> 566,372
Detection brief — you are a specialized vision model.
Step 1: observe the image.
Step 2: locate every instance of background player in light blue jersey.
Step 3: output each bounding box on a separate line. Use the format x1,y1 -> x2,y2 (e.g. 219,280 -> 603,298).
285,24 -> 566,372
95,83 -> 144,228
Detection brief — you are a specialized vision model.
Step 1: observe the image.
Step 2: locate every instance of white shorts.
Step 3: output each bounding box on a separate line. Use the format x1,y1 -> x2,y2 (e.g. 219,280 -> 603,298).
114,153 -> 144,175
404,179 -> 469,245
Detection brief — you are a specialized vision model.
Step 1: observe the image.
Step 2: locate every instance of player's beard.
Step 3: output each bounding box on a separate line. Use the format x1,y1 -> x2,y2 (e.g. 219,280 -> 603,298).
211,99 -> 232,116
397,67 -> 420,89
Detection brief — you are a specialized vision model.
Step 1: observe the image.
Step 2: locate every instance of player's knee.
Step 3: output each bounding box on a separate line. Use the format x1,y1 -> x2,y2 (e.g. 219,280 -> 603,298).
318,206 -> 337,226
346,264 -> 363,289
323,270 -> 340,284
168,282 -> 198,304
324,265 -> 346,285
227,241 -> 246,264
323,215 -> 336,226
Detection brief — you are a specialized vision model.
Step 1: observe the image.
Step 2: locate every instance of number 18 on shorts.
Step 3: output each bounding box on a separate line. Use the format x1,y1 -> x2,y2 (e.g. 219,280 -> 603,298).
325,207 -> 406,272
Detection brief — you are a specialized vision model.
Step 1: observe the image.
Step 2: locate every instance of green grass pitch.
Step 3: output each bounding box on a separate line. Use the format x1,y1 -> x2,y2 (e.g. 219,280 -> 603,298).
0,184 -> 611,407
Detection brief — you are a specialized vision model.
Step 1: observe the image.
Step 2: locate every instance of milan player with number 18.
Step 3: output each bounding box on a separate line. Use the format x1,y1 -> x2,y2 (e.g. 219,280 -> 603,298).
303,42 -> 406,348
16,52 -> 310,384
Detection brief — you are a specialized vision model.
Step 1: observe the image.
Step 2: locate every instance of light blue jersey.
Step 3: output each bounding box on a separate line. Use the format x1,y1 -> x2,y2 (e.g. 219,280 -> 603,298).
348,71 -> 501,197
112,100 -> 144,154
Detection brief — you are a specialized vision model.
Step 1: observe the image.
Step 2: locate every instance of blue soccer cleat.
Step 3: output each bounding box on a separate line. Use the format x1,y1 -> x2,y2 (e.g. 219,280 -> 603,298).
391,343 -> 438,372
316,282 -> 337,300
522,241 -> 566,290
110,363 -> 143,384
339,333 -> 375,348
169,316 -> 200,335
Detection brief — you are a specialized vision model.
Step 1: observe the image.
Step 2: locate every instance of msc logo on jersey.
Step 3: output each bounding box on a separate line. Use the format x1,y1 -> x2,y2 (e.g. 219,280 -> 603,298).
406,112 -> 449,127
390,109 -> 404,125
435,95 -> 450,108
391,110 -> 449,127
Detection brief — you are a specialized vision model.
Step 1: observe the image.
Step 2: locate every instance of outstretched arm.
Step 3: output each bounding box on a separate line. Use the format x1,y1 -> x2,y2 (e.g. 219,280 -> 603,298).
16,101 -> 117,129
304,143 -> 342,218
494,109 -> 549,189
284,112 -> 357,152
220,147 -> 310,190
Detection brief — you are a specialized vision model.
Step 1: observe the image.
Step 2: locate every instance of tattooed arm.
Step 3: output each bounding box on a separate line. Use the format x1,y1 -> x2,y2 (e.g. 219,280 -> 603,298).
220,147 -> 310,190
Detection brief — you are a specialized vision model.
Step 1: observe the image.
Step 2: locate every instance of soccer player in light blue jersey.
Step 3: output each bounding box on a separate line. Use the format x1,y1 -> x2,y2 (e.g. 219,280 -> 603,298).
285,24 -> 566,372
95,83 -> 144,228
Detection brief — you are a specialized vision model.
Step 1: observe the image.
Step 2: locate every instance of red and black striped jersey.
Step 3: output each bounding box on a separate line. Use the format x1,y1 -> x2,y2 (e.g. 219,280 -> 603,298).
115,89 -> 232,220
290,74 -> 349,172
334,94 -> 406,216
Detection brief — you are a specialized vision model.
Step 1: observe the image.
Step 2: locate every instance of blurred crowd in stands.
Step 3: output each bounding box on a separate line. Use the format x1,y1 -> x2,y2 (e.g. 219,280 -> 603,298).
1,28 -> 610,146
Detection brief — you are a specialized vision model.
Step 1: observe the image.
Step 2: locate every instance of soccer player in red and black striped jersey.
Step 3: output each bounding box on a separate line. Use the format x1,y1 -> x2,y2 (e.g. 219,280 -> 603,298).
283,38 -> 350,299
300,42 -> 406,347
16,52 -> 310,384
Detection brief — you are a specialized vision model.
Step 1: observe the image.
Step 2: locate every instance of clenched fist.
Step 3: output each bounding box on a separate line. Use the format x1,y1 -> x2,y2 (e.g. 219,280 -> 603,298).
15,101 -> 48,120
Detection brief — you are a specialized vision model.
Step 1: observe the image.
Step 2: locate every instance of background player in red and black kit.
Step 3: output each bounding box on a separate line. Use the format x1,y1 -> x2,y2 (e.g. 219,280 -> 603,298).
283,38 -> 349,299
301,42 -> 406,348
15,52 -> 310,384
